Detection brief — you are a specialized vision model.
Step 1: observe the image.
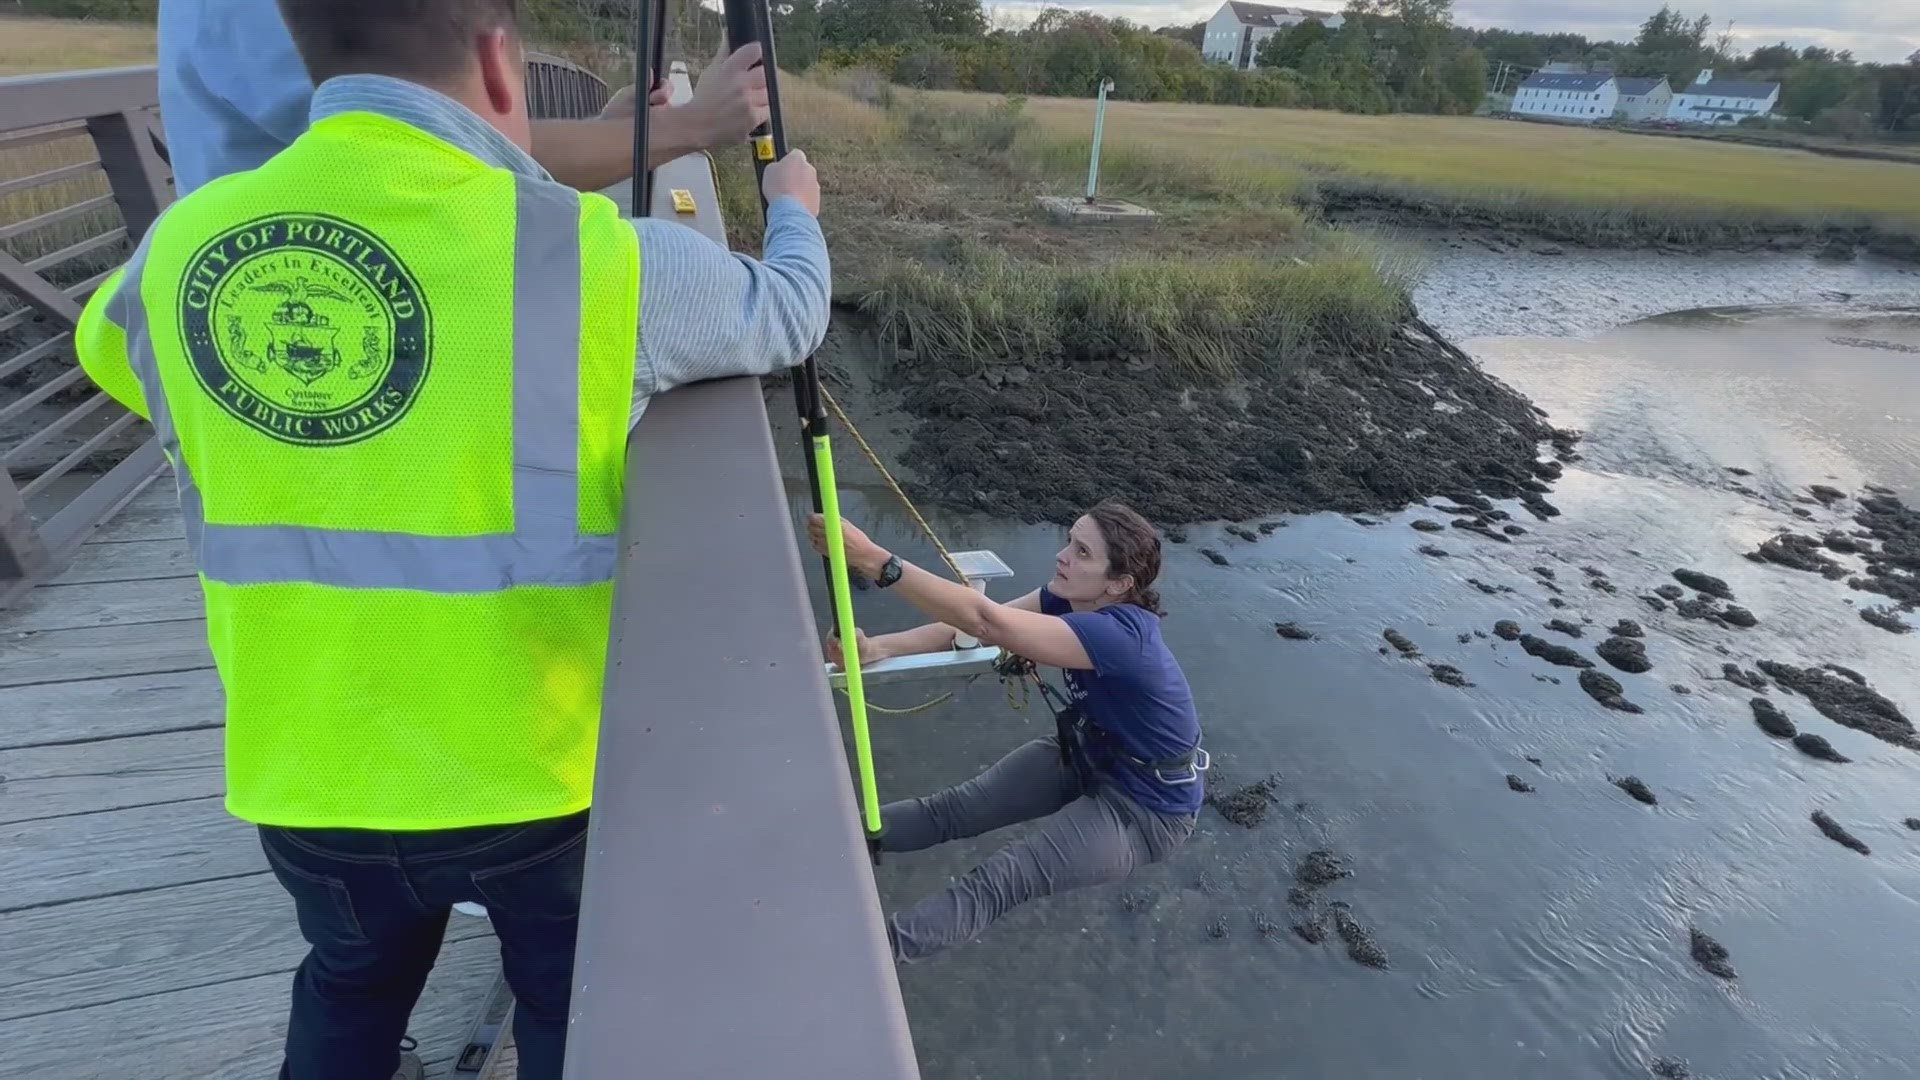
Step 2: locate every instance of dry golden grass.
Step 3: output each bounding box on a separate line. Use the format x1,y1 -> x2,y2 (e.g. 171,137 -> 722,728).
0,135 -> 115,264
0,16 -> 156,77
920,89 -> 1920,232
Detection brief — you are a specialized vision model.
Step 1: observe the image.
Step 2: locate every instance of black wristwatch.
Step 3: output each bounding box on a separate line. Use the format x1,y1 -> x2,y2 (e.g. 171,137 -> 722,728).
873,554 -> 903,589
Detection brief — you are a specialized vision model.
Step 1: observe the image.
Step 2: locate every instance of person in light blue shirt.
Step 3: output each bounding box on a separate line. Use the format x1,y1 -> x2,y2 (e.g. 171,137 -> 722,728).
158,0 -> 769,195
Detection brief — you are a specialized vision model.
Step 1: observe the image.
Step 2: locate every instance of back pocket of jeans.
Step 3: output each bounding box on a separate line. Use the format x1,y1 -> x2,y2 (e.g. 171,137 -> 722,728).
259,831 -> 369,946
471,828 -> 587,922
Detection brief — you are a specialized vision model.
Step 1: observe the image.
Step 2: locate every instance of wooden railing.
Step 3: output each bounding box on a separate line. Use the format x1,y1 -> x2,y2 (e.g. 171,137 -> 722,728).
0,54 -> 611,606
0,66 -> 171,606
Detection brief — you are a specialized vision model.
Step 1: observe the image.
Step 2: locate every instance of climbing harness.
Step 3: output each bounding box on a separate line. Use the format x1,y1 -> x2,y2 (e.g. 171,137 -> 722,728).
994,653 -> 1210,787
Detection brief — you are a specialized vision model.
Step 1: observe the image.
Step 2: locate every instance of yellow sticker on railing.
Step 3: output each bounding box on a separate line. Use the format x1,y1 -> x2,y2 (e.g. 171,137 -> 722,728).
753,134 -> 775,161
670,188 -> 696,214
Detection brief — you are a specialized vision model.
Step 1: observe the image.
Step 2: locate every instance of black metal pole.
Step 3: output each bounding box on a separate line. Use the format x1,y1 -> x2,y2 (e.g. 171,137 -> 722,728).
630,0 -> 665,215
721,0 -> 838,597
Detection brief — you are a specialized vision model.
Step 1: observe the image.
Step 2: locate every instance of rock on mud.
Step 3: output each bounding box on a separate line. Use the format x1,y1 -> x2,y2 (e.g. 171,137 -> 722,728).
1546,618 -> 1583,638
1275,621 -> 1316,641
1757,661 -> 1918,750
1612,775 -> 1658,805
1720,605 -> 1758,628
1258,521 -> 1284,534
1466,577 -> 1513,595
1330,904 -> 1389,969
1428,663 -> 1473,688
1226,525 -> 1260,542
1596,636 -> 1651,674
1384,629 -> 1421,656
1751,698 -> 1796,739
1860,606 -> 1910,634
1201,548 -> 1230,566
1580,670 -> 1643,713
1292,916 -> 1330,944
1823,663 -> 1866,685
1654,584 -> 1685,601
1506,773 -> 1535,793
1642,595 -> 1669,612
1671,684 -> 1692,695
1904,818 -> 1920,831
1207,916 -> 1230,939
1532,566 -> 1557,581
1504,524 -> 1527,536
1723,664 -> 1769,692
1611,619 -> 1644,638
1749,532 -> 1849,579
1493,620 -> 1523,641
1674,569 -> 1734,599
1252,909 -> 1282,939
1689,928 -> 1737,979
1296,849 -> 1352,890
1793,733 -> 1851,763
1810,484 -> 1847,505
1207,774 -> 1281,828
1521,634 -> 1592,668
1418,544 -> 1451,558
1651,1057 -> 1692,1079
1411,519 -> 1445,532
1823,530 -> 1868,554
1812,810 -> 1870,855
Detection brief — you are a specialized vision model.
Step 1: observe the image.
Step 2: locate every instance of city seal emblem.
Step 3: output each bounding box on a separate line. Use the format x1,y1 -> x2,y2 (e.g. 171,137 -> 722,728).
179,213 -> 431,445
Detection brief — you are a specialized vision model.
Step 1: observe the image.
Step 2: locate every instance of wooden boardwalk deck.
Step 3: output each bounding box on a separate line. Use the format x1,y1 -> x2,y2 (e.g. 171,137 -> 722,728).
0,475 -> 501,1079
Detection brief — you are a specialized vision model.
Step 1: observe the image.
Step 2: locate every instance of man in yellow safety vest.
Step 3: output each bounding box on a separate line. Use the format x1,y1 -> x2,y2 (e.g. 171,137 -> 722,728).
72,2 -> 830,1078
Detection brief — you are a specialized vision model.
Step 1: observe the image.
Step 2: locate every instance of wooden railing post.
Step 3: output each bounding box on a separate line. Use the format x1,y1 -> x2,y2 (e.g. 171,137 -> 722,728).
0,470 -> 51,588
85,109 -> 173,242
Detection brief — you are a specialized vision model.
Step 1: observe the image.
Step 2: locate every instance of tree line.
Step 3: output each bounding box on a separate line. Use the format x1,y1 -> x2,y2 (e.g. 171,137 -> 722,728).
18,0 -> 1918,131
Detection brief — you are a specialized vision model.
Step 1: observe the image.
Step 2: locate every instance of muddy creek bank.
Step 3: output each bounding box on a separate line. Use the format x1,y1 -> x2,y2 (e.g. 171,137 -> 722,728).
786,307 -> 1920,1080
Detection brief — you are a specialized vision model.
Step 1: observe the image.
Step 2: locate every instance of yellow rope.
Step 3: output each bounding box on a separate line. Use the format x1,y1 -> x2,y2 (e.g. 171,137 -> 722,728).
820,384 -> 967,583
859,690 -> 957,716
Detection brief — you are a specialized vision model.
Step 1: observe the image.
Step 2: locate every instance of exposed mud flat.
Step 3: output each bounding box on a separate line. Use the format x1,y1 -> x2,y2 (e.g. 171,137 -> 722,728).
1405,239 -> 1920,340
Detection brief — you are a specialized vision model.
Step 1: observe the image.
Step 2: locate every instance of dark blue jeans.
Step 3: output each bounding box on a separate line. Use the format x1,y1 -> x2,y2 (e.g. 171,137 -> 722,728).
258,810 -> 589,1080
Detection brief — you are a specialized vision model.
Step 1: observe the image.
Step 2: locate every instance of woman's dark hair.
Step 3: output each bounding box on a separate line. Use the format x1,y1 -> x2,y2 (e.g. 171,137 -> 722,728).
1088,500 -> 1165,616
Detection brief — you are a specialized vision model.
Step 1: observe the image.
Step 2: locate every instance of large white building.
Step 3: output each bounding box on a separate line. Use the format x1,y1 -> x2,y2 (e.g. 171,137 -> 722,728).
1201,1 -> 1345,71
1614,76 -> 1672,121
1510,72 -> 1619,124
1666,69 -> 1781,125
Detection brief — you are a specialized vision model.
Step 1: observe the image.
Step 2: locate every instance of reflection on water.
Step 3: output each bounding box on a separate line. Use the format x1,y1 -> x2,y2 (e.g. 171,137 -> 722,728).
776,308 -> 1920,1080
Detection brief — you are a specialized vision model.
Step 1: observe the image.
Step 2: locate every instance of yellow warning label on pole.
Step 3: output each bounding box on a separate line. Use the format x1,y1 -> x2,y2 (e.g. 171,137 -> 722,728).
670,188 -> 696,214
753,134 -> 775,162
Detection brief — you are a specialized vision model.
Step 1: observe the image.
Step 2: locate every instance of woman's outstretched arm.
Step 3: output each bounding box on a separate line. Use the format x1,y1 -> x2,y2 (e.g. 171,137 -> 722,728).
809,516 -> 1093,671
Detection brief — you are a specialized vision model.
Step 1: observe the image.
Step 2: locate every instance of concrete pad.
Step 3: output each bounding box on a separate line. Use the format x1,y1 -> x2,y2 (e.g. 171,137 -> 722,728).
1036,195 -> 1159,226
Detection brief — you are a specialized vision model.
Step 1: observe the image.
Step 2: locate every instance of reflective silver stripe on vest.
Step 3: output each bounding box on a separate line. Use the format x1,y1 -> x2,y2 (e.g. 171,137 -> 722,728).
122,176 -> 616,593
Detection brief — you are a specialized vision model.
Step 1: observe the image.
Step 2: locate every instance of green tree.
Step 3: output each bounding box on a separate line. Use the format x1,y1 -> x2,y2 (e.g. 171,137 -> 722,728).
819,0 -> 927,49
1256,18 -> 1330,70
924,0 -> 986,37
1441,46 -> 1487,112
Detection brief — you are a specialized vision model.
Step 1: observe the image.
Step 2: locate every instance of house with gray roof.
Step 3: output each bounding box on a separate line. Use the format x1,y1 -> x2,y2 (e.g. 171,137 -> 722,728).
1201,1 -> 1345,71
1666,69 -> 1780,125
1614,76 -> 1672,121
1512,72 -> 1618,124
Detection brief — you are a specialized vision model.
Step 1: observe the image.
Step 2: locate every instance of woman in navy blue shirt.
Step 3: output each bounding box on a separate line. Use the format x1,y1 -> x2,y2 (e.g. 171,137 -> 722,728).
809,501 -> 1204,963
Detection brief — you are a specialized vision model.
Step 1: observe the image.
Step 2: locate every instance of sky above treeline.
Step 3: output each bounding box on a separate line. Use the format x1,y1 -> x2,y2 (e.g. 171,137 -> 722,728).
980,1 -> 1920,64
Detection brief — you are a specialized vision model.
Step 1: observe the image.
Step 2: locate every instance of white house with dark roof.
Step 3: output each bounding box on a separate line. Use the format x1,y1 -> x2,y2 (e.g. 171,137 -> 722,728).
1201,1 -> 1345,71
1666,69 -> 1780,125
1614,76 -> 1672,121
1511,72 -> 1619,123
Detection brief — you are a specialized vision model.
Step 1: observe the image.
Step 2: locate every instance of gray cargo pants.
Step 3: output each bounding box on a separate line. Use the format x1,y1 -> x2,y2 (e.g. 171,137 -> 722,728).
881,736 -> 1197,962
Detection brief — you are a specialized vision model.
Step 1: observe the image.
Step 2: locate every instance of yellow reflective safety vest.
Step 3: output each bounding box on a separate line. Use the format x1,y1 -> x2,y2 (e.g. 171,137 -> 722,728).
75,110 -> 640,830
